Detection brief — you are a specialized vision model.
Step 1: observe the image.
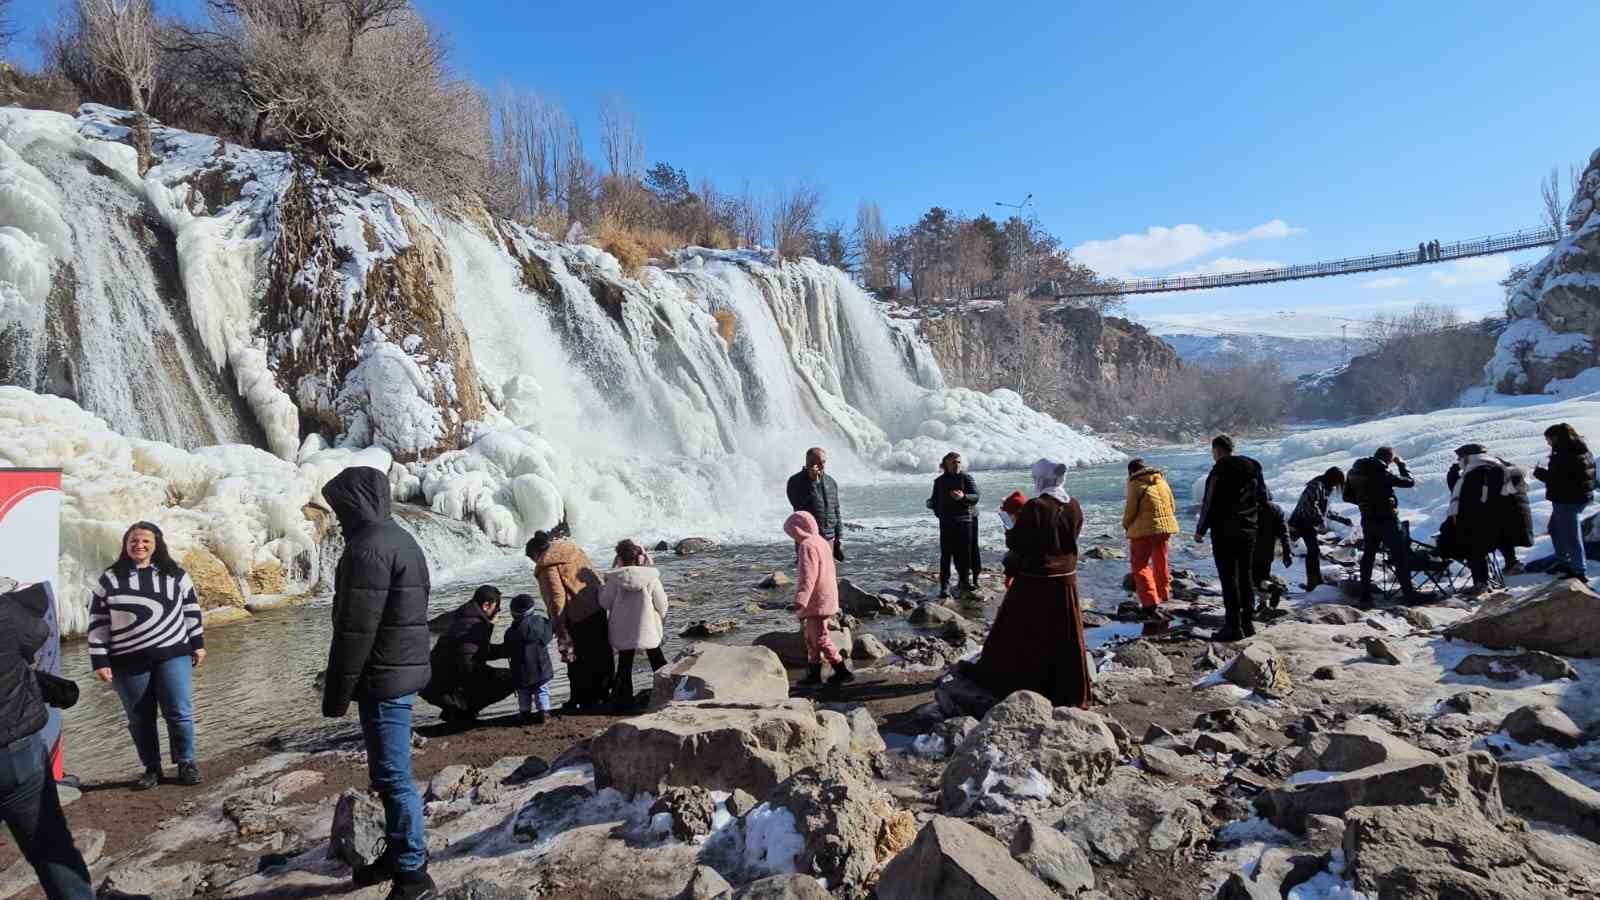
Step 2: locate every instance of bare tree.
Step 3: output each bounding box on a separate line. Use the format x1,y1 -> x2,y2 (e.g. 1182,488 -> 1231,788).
998,292 -> 1066,411
598,93 -> 643,180
770,182 -> 823,258
734,180 -> 763,249
855,200 -> 888,290
1542,166 -> 1566,236
0,0 -> 18,51
78,0 -> 160,173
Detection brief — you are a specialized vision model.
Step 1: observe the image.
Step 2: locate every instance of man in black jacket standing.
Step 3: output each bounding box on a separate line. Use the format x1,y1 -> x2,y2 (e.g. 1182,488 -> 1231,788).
322,467 -> 435,900
1195,435 -> 1269,641
787,447 -> 844,561
1,584 -> 93,900
1346,446 -> 1421,606
927,451 -> 981,598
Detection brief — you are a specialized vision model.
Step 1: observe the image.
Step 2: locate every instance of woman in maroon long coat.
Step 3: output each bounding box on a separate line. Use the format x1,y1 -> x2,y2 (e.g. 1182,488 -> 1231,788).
969,458 -> 1093,708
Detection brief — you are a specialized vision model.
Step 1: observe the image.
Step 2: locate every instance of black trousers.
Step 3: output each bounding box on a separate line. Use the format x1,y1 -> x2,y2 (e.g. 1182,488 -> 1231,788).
613,646 -> 670,707
1212,533 -> 1256,631
939,519 -> 976,590
1467,552 -> 1490,586
566,611 -> 615,709
1293,525 -> 1321,585
1359,516 -> 1411,592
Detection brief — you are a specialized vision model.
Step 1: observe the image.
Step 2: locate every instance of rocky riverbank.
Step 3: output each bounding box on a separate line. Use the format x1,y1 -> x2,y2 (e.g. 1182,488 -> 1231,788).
7,550 -> 1600,899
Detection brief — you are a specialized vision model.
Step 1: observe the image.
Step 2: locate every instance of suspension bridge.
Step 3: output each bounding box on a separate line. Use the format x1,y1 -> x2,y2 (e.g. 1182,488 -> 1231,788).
1054,225 -> 1560,297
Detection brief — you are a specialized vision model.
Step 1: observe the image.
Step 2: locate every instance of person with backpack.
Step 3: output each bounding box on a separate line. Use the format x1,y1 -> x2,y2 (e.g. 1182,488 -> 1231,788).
1346,447 -> 1422,606
1195,435 -> 1270,641
1444,444 -> 1533,593
505,594 -> 554,725
927,451 -> 981,598
1288,467 -> 1351,589
1122,458 -> 1179,616
1534,422 -> 1596,580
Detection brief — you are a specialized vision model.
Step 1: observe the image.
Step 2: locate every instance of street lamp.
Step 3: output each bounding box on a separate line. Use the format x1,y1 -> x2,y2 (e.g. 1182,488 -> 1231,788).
994,194 -> 1033,297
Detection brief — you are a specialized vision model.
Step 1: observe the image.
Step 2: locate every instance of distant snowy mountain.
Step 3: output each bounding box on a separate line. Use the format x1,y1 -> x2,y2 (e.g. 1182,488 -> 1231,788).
1142,316 -> 1353,378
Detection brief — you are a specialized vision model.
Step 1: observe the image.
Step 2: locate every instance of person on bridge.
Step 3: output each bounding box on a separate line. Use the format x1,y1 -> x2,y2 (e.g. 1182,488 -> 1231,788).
927,451 -> 981,598
1417,242 -> 1427,263
1289,467 -> 1351,590
1195,435 -> 1270,641
787,448 -> 845,562
1122,458 -> 1179,616
1345,447 -> 1421,606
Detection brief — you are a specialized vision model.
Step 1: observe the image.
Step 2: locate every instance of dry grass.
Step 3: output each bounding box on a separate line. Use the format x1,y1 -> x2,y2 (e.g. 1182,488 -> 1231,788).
0,64 -> 80,114
594,217 -> 682,277
712,309 -> 737,349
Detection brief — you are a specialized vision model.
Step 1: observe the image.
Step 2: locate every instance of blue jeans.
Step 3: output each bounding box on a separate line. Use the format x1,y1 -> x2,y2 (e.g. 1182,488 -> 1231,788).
357,695 -> 426,872
517,684 -> 551,714
111,654 -> 196,769
1550,502 -> 1589,576
0,736 -> 93,900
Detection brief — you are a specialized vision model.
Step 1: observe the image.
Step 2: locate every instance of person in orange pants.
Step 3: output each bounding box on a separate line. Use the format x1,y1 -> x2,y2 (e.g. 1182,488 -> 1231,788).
1122,459 -> 1180,616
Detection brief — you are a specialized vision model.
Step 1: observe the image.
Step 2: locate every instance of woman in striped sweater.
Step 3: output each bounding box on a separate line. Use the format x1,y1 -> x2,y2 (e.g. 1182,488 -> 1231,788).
88,522 -> 206,790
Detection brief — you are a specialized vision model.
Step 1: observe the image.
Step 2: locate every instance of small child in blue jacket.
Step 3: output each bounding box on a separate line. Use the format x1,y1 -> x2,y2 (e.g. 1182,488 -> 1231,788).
506,593 -> 555,724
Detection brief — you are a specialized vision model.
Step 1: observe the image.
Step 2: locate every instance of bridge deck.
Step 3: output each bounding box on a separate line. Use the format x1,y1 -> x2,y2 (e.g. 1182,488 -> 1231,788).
1059,225 -> 1559,297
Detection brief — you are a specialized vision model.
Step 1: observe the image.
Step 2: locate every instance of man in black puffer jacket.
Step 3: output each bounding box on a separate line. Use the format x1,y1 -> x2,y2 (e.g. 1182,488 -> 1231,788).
1,585 -> 93,900
927,451 -> 981,597
1346,447 -> 1420,606
1195,434 -> 1270,641
321,466 -> 435,900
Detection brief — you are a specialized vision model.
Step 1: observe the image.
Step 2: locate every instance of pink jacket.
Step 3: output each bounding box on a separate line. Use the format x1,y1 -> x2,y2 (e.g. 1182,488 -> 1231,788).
785,511 -> 839,619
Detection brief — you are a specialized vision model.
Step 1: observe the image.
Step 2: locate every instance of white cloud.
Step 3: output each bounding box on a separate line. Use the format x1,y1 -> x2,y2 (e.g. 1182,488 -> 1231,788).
1174,257 -> 1284,276
1360,276 -> 1410,290
1429,256 -> 1510,287
1072,219 -> 1303,277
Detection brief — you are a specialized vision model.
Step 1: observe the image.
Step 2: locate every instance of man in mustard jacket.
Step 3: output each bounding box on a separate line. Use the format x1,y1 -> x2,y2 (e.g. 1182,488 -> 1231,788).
1123,458 -> 1180,616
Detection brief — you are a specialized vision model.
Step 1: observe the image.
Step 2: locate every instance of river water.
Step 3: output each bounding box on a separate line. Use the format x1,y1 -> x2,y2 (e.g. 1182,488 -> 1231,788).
60,447 -> 1216,781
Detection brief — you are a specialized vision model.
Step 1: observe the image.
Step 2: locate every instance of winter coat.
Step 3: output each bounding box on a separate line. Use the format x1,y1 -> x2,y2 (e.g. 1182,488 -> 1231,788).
1346,456 -> 1413,521
506,611 -> 554,690
599,566 -> 669,651
1290,476 -> 1345,532
1122,467 -> 1179,539
1535,443 -> 1596,506
786,470 -> 843,541
1004,494 -> 1084,577
534,540 -> 603,636
321,466 -> 432,718
1447,457 -> 1534,552
927,472 -> 980,522
1253,501 -> 1292,572
1196,455 -> 1268,540
786,511 -> 839,618
425,600 -> 504,695
0,584 -> 50,747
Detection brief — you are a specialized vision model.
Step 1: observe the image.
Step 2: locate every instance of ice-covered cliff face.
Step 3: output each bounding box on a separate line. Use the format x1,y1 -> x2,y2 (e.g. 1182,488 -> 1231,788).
0,105 -> 1119,629
1487,147 -> 1600,395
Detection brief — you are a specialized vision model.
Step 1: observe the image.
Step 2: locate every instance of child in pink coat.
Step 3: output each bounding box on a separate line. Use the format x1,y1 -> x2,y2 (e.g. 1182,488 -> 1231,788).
785,511 -> 854,686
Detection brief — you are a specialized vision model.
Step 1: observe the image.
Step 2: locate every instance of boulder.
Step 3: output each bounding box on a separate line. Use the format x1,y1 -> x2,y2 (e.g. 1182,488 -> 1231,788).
648,644 -> 789,711
1293,604 -> 1363,625
940,691 -> 1118,814
1295,721 -> 1432,772
675,865 -> 734,900
1141,745 -> 1207,780
763,752 -> 909,893
1443,578 -> 1600,656
438,881 -> 525,900
758,571 -> 792,589
679,619 -> 736,639
817,710 -> 851,754
592,700 -> 833,798
1254,751 -> 1502,833
845,707 -> 886,755
1195,732 -> 1249,756
1499,705 -> 1584,748
510,785 -> 593,842
98,862 -> 203,900
851,633 -> 889,660
649,786 -> 719,841
1215,872 -> 1279,900
732,875 -> 830,899
837,579 -> 898,617
180,547 -> 244,609
1008,817 -> 1095,893
221,789 -> 283,839
877,816 -> 1057,900
270,769 -> 326,799
1497,761 -> 1600,844
934,671 -> 1001,720
676,538 -> 716,556
328,789 -> 387,868
1362,636 -> 1410,665
1054,768 -> 1209,865
1112,640 -> 1174,676
1221,642 -> 1293,697
1441,689 -> 1496,715
726,788 -> 758,818
1343,803 -> 1579,899
426,764 -> 481,802
910,602 -> 961,627
1085,545 -> 1125,560
753,623 -> 852,668
1455,651 -> 1578,682
655,540 -> 671,552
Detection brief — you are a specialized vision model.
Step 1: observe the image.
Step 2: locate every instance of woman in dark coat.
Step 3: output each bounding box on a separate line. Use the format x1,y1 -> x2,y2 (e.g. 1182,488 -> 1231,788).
968,458 -> 1092,708
1535,422 -> 1597,579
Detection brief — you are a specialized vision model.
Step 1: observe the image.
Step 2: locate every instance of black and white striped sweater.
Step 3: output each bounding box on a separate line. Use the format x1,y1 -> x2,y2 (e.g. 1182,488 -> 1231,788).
87,566 -> 205,672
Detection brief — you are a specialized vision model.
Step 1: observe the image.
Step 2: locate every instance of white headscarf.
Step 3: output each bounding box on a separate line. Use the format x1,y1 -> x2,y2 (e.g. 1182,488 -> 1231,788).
1030,458 -> 1071,504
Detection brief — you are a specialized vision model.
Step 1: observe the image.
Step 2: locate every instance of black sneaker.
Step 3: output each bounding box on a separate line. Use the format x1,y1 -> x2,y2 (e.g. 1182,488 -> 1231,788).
827,664 -> 855,685
177,762 -> 201,786
532,711 -> 547,725
1212,627 -> 1245,643
386,868 -> 436,900
353,843 -> 398,888
1240,621 -> 1257,638
133,767 -> 161,791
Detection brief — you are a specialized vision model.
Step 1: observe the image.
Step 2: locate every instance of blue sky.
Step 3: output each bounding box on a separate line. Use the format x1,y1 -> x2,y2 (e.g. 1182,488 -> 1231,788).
10,1 -> 1593,330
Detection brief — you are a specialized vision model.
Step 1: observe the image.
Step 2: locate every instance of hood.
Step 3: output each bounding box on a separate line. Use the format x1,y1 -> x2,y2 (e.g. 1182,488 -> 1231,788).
785,511 -> 820,542
322,466 -> 392,537
1129,467 -> 1163,484
606,566 -> 661,591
